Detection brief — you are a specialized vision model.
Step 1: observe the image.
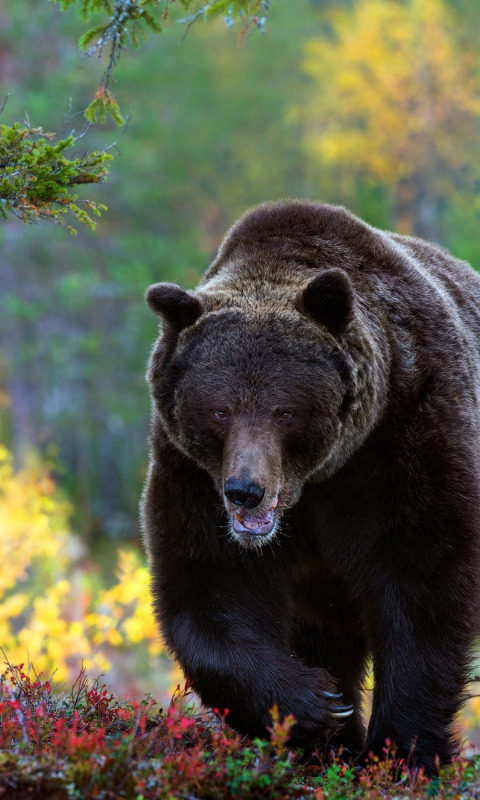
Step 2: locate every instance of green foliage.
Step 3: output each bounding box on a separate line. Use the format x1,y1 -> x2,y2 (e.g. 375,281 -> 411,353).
0,0 -> 273,228
176,0 -> 271,39
84,86 -> 125,125
0,121 -> 111,232
48,0 -> 272,124
0,0 -> 312,539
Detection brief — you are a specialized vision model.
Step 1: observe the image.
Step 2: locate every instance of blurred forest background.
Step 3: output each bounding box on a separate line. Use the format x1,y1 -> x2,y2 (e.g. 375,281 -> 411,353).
2,0 -> 480,738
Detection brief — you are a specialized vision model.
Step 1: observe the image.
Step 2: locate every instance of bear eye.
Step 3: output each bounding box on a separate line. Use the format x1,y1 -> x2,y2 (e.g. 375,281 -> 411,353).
214,410 -> 228,420
278,410 -> 292,421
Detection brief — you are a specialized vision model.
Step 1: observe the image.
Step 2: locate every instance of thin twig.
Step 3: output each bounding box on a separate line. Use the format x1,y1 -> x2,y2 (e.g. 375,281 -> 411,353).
83,0 -> 139,90
176,4 -> 210,44
0,94 -> 9,116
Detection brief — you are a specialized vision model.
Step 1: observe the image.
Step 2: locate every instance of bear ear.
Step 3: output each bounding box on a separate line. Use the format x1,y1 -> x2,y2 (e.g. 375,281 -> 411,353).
299,269 -> 354,336
145,283 -> 204,330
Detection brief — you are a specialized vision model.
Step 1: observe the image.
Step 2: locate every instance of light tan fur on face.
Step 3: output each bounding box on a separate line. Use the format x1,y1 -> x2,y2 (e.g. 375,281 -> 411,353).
222,418 -> 283,518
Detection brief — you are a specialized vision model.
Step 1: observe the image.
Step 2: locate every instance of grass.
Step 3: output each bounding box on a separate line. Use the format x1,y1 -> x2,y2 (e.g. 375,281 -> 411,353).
0,657 -> 479,799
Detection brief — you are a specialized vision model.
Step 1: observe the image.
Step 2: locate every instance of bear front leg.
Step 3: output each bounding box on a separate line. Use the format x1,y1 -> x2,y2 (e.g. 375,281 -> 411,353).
361,568 -> 475,776
153,556 -> 354,743
308,629 -> 366,759
290,608 -> 368,757
143,446 -> 352,743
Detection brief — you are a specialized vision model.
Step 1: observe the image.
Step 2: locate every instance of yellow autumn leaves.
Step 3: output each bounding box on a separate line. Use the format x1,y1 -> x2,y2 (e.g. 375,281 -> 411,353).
0,445 -> 180,692
0,445 -> 69,592
299,0 -> 480,236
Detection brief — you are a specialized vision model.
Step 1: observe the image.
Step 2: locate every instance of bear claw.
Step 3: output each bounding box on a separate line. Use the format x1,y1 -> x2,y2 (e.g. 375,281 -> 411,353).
332,705 -> 354,718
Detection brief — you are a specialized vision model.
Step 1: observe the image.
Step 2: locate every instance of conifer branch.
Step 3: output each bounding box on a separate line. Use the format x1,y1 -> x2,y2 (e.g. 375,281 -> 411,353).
48,0 -> 273,124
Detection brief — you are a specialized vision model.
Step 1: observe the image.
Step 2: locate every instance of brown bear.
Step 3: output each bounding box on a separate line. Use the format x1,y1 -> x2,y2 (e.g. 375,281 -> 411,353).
142,200 -> 480,775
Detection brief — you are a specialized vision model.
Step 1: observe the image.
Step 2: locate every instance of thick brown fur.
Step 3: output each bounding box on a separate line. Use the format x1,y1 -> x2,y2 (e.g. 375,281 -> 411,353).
142,200 -> 480,775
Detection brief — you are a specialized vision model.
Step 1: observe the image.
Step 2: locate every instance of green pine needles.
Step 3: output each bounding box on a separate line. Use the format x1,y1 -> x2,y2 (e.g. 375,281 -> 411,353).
1,0 -> 272,230
51,0 -> 272,125
0,121 -> 111,233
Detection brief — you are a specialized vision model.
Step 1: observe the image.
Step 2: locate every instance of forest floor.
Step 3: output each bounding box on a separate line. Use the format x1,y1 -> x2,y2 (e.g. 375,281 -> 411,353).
1,658 -> 480,800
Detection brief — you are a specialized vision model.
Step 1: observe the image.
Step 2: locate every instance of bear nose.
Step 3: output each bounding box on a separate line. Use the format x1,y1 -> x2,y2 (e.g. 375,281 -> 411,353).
224,477 -> 265,509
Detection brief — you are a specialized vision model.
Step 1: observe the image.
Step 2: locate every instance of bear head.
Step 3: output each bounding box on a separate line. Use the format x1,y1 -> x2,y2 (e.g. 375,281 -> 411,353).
146,202 -> 388,549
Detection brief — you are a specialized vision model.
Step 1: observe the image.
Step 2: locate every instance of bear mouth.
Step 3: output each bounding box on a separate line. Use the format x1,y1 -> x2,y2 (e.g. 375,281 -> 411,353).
233,509 -> 276,537
226,494 -> 283,547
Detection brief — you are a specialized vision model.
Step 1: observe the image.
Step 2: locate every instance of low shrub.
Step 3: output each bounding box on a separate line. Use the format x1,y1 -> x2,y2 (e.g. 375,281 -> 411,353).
1,657 -> 479,799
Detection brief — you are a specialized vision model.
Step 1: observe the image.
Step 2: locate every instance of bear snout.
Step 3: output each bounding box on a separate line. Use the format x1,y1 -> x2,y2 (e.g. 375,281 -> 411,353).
223,476 -> 265,509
